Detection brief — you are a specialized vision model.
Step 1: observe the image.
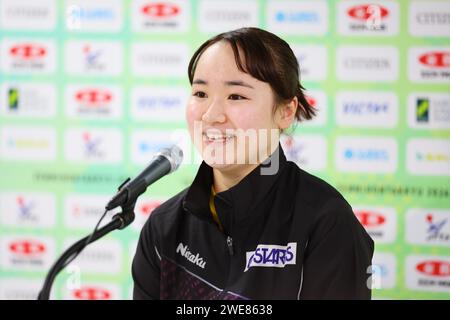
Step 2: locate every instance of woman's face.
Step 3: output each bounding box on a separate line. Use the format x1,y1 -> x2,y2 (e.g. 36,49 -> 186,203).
186,41 -> 282,171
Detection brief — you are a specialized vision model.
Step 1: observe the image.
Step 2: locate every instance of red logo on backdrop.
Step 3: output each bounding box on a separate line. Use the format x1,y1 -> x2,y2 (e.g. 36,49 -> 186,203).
73,287 -> 111,300
72,205 -> 81,217
139,201 -> 162,216
9,240 -> 45,256
75,89 -> 112,106
354,210 -> 386,227
416,261 -> 450,277
142,3 -> 180,17
10,44 -> 46,59
418,52 -> 450,68
347,4 -> 389,21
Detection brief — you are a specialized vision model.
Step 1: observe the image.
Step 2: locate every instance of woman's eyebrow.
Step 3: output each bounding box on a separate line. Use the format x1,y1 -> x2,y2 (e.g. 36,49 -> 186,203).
192,79 -> 254,89
225,80 -> 254,89
192,79 -> 207,85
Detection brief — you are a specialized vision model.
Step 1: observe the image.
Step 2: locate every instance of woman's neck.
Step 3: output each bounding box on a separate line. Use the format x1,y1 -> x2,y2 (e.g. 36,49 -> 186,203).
212,141 -> 280,193
212,164 -> 259,193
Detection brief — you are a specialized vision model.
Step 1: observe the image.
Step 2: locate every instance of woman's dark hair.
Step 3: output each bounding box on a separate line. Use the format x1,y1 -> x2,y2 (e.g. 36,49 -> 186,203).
188,27 -> 316,123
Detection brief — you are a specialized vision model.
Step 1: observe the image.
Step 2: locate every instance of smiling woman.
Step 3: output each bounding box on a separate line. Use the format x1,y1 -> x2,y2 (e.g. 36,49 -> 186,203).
186,28 -> 315,192
132,27 -> 374,300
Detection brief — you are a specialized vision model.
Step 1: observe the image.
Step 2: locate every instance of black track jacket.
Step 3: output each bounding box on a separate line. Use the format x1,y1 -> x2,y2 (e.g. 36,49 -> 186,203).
132,145 -> 374,300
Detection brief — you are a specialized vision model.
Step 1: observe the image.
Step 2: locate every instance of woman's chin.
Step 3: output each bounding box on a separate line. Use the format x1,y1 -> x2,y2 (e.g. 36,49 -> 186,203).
202,157 -> 236,170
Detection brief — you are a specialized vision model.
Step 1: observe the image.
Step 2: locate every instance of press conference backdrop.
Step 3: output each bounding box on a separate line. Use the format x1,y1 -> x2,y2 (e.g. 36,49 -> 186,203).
0,0 -> 449,300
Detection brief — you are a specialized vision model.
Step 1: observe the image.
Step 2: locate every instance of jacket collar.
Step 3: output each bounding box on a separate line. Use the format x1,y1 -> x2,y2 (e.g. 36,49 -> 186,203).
182,144 -> 287,232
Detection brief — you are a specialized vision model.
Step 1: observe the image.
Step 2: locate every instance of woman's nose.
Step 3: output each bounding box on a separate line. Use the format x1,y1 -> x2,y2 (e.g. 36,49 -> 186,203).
202,99 -> 226,124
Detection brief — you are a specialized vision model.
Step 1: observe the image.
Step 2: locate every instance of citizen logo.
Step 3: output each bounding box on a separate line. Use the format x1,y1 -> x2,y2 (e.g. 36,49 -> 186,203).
176,243 -> 206,269
344,57 -> 390,69
409,2 -> 450,37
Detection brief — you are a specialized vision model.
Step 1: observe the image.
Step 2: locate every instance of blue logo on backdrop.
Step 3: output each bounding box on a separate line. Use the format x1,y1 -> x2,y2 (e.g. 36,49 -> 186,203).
83,132 -> 103,157
343,101 -> 389,114
68,6 -> 114,23
16,196 -> 36,221
426,214 -> 449,241
275,11 -> 319,23
137,96 -> 181,110
138,141 -> 170,154
344,149 -> 389,161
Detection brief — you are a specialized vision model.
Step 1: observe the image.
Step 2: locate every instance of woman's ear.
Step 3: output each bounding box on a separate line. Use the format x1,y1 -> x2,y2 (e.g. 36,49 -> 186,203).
277,96 -> 298,130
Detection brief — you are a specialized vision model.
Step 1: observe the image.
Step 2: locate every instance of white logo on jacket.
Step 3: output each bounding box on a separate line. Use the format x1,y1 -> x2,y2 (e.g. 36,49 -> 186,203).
245,242 -> 297,272
176,243 -> 206,269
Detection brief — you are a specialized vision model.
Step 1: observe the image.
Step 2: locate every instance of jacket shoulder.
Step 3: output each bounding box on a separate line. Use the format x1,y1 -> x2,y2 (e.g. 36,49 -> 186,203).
285,161 -> 367,235
285,161 -> 349,208
286,162 -> 374,251
143,187 -> 189,235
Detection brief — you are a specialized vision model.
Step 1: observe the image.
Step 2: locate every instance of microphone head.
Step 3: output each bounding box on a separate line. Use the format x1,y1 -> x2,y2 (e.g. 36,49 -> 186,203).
158,145 -> 183,173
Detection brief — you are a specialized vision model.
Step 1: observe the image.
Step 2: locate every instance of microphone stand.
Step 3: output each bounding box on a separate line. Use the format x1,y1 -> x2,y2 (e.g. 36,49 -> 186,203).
37,187 -> 136,300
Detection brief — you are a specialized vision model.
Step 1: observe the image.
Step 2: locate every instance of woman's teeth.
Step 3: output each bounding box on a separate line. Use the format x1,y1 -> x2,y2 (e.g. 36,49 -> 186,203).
204,133 -> 235,142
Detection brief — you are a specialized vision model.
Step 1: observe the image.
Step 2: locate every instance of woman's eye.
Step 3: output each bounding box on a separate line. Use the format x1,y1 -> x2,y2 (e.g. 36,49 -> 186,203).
193,91 -> 207,98
229,94 -> 247,100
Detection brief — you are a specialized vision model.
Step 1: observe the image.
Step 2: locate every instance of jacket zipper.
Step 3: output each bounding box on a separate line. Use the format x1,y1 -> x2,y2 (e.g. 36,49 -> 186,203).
221,202 -> 234,298
184,205 -> 235,298
218,235 -> 234,299
226,236 -> 234,256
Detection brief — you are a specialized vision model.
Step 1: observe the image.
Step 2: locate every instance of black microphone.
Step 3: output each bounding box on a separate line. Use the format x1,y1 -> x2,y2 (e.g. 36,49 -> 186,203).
38,145 -> 183,300
106,145 -> 183,210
